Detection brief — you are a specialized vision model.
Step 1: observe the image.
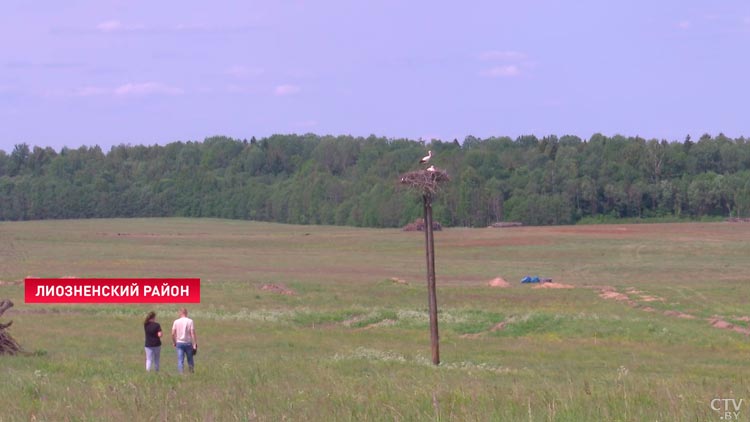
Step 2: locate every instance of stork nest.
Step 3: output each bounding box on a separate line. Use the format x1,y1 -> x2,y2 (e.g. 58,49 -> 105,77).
399,168 -> 450,195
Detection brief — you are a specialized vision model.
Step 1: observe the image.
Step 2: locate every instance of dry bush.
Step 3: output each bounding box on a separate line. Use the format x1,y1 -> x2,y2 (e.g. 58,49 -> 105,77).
0,299 -> 21,355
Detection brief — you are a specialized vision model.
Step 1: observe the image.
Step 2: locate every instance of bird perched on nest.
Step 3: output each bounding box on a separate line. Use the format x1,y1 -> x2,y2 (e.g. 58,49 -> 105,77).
420,150 -> 432,164
426,165 -> 436,172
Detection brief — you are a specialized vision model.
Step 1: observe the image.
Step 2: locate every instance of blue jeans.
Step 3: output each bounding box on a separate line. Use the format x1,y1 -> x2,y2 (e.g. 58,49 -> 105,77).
145,346 -> 160,372
176,342 -> 194,373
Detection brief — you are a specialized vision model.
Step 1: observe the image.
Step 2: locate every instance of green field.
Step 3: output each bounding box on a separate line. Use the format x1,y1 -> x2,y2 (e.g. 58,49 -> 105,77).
0,218 -> 749,421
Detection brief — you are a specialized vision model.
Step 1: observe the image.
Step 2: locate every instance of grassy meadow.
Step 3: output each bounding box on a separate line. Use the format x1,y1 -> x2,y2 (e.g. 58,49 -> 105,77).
0,218 -> 749,421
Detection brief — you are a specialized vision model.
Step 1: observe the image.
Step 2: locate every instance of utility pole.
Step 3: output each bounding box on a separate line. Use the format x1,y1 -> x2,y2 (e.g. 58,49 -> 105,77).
423,193 -> 439,365
400,167 -> 449,366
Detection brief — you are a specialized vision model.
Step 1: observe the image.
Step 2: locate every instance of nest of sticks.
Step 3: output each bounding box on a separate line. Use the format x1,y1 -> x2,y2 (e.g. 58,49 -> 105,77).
399,168 -> 450,195
0,299 -> 21,355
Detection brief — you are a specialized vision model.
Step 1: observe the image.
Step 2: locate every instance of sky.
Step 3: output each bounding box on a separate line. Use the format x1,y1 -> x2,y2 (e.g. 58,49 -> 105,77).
1,0 -> 750,152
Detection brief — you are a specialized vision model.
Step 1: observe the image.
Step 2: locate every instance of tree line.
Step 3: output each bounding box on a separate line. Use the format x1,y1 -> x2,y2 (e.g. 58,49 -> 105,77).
1,133 -> 749,227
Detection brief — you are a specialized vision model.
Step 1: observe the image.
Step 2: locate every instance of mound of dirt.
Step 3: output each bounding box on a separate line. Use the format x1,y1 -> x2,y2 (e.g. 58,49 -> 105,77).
709,318 -> 734,329
533,282 -> 574,289
625,288 -> 643,295
663,310 -> 695,319
259,284 -> 296,295
489,321 -> 507,331
640,295 -> 665,302
599,289 -> 629,301
402,218 -> 442,232
487,277 -> 510,288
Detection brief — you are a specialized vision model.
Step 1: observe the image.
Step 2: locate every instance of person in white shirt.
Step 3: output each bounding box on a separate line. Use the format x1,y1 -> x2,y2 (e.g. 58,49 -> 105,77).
171,308 -> 198,374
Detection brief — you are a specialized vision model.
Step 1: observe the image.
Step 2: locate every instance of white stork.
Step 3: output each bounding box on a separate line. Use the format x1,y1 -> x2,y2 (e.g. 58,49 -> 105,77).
420,150 -> 433,164
426,165 -> 436,172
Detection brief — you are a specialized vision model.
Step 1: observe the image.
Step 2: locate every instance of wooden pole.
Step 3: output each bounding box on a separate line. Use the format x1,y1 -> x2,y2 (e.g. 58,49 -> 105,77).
423,193 -> 440,365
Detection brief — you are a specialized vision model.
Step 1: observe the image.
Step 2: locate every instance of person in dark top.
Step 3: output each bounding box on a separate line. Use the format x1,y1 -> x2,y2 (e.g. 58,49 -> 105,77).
143,311 -> 162,372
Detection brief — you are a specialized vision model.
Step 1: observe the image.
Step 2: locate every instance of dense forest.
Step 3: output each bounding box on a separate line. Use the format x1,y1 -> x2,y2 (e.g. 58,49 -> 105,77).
1,133 -> 749,227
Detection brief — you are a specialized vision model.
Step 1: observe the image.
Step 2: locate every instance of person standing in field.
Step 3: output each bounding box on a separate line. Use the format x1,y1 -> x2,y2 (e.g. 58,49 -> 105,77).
143,311 -> 162,372
171,307 -> 197,374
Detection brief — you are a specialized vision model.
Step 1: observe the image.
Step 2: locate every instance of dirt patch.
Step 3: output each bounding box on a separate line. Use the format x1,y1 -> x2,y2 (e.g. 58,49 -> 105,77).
599,290 -> 630,301
707,318 -> 750,334
663,310 -> 695,319
489,321 -> 507,331
533,282 -> 574,289
388,277 -> 409,285
597,287 -> 748,336
259,284 -> 296,296
709,318 -> 734,329
487,277 -> 510,288
625,288 -> 643,295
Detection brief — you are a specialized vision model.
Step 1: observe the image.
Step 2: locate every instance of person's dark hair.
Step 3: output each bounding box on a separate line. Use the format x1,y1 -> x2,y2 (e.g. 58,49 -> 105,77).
144,311 -> 156,326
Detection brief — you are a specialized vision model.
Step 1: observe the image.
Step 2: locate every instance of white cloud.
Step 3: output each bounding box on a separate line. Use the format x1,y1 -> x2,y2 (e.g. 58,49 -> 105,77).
478,50 -> 529,78
678,20 -> 691,29
174,23 -> 212,31
274,84 -> 301,96
114,82 -> 184,97
96,20 -> 146,32
41,82 -> 184,98
479,50 -> 527,61
97,20 -> 123,32
225,65 -> 264,78
481,65 -> 521,78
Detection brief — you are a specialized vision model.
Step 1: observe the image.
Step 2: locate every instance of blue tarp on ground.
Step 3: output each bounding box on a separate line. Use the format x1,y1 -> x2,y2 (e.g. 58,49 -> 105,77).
521,276 -> 540,283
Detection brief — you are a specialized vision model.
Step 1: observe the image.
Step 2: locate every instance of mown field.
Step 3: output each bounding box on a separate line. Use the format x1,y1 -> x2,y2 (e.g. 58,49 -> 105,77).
0,218 -> 749,421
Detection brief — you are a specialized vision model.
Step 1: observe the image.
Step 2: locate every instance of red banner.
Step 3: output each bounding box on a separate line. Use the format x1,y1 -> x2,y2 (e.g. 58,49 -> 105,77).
24,278 -> 201,303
